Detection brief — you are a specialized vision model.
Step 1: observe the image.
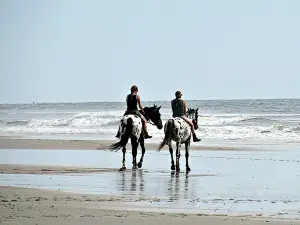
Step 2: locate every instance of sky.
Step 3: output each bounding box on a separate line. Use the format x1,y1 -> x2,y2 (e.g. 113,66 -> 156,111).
1,0 -> 300,103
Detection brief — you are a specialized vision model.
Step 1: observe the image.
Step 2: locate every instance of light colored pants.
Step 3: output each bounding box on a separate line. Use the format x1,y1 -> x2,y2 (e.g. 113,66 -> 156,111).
180,116 -> 195,133
140,114 -> 147,124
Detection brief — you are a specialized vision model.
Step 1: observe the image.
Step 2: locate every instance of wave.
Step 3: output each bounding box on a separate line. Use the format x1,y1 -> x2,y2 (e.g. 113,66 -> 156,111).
198,115 -> 279,126
0,120 -> 30,126
194,125 -> 300,141
27,114 -> 121,128
1,111 -> 299,142
1,122 -> 299,142
0,126 -> 118,135
238,117 -> 277,124
292,127 -> 300,132
0,112 -> 122,129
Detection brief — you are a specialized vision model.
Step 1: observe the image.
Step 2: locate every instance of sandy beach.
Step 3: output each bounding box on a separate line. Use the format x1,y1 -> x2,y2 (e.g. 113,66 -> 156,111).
1,186 -> 299,225
1,144 -> 300,224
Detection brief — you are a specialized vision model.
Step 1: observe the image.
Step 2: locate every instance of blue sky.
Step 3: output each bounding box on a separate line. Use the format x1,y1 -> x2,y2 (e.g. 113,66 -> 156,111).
1,0 -> 300,103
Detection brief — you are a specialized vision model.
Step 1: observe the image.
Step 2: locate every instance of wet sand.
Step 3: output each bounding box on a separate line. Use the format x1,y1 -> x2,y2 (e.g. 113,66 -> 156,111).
1,148 -> 300,222
0,164 -> 125,174
1,186 -> 299,225
0,138 -> 252,151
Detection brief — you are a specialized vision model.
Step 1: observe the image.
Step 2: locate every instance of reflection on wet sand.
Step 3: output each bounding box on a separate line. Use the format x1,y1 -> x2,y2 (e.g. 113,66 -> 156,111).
117,170 -> 145,195
167,171 -> 198,202
117,170 -> 142,195
116,170 -> 197,204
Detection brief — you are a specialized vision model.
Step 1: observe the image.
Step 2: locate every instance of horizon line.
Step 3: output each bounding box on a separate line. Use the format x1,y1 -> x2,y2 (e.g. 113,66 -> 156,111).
1,97 -> 300,105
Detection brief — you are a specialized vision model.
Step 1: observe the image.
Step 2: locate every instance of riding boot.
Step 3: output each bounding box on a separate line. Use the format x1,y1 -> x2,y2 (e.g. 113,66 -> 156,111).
142,122 -> 152,139
115,130 -> 121,138
144,131 -> 152,139
192,133 -> 201,142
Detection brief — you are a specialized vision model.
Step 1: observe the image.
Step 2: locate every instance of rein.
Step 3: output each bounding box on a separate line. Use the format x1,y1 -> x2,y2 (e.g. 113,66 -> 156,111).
143,111 -> 157,126
147,120 -> 156,126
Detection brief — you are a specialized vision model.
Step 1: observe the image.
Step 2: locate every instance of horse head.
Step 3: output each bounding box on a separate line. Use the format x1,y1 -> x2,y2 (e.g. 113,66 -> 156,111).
143,104 -> 163,129
187,107 -> 199,130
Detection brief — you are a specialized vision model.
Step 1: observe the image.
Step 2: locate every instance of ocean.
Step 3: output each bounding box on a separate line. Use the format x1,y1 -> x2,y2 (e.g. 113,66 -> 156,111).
0,99 -> 299,144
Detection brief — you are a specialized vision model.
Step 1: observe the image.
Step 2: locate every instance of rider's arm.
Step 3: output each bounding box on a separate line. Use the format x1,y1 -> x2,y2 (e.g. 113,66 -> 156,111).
183,100 -> 187,115
137,95 -> 145,114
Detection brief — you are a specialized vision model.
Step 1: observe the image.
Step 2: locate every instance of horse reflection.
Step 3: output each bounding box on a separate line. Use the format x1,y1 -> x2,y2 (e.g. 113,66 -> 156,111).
117,170 -> 145,194
168,171 -> 190,202
117,170 -> 195,202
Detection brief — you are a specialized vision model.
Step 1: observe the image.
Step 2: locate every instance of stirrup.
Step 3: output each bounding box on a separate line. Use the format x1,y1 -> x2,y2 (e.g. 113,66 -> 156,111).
145,133 -> 152,139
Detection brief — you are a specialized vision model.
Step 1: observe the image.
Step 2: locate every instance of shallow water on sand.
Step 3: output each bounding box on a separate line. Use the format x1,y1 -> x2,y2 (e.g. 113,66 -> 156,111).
0,149 -> 300,219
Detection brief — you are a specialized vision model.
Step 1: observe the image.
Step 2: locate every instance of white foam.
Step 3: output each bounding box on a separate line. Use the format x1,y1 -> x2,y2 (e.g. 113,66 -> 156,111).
198,115 -> 250,126
0,110 -> 299,143
196,125 -> 300,141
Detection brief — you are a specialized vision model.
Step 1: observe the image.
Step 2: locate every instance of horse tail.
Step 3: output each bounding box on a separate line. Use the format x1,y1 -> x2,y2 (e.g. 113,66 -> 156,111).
109,117 -> 133,151
158,119 -> 173,151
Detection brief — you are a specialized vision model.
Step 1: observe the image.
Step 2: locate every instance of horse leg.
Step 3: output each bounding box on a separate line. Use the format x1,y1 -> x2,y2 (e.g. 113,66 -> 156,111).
175,142 -> 181,172
119,146 -> 126,171
138,137 -> 145,168
185,138 -> 191,172
169,142 -> 175,171
131,137 -> 138,170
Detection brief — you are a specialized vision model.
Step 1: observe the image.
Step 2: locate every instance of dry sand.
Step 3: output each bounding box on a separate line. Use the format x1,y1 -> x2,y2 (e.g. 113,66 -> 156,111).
0,138 -> 253,151
1,186 -> 299,225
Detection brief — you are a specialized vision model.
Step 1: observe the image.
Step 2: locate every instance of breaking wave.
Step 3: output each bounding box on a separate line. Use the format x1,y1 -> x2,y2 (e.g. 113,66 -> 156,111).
0,110 -> 299,142
0,112 -> 122,135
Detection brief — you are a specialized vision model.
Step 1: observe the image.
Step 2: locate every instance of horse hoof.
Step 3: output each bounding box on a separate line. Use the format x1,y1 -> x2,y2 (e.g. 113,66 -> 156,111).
119,167 -> 126,171
171,165 -> 175,170
186,167 -> 191,172
137,162 -> 142,168
132,165 -> 137,170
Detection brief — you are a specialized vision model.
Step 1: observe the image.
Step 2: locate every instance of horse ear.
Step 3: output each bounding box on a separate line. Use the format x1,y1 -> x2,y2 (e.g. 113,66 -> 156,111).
157,106 -> 161,110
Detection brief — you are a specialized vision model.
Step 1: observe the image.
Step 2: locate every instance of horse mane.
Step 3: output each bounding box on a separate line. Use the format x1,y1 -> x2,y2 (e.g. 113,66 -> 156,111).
187,108 -> 195,116
187,107 -> 199,119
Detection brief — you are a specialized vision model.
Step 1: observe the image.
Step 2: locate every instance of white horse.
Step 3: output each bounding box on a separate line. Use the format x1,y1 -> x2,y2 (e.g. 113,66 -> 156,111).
109,105 -> 163,171
158,108 -> 199,172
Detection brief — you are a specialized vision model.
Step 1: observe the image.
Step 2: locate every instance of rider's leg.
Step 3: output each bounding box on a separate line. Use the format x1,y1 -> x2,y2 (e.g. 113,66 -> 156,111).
180,116 -> 201,142
140,114 -> 152,139
180,116 -> 195,133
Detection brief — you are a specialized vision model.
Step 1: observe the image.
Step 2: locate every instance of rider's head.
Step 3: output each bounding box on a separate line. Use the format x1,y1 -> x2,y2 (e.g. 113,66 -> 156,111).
175,91 -> 182,99
131,85 -> 138,94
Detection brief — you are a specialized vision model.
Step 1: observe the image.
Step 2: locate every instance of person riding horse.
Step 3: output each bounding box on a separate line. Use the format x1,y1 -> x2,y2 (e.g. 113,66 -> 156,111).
171,91 -> 201,142
115,85 -> 152,139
